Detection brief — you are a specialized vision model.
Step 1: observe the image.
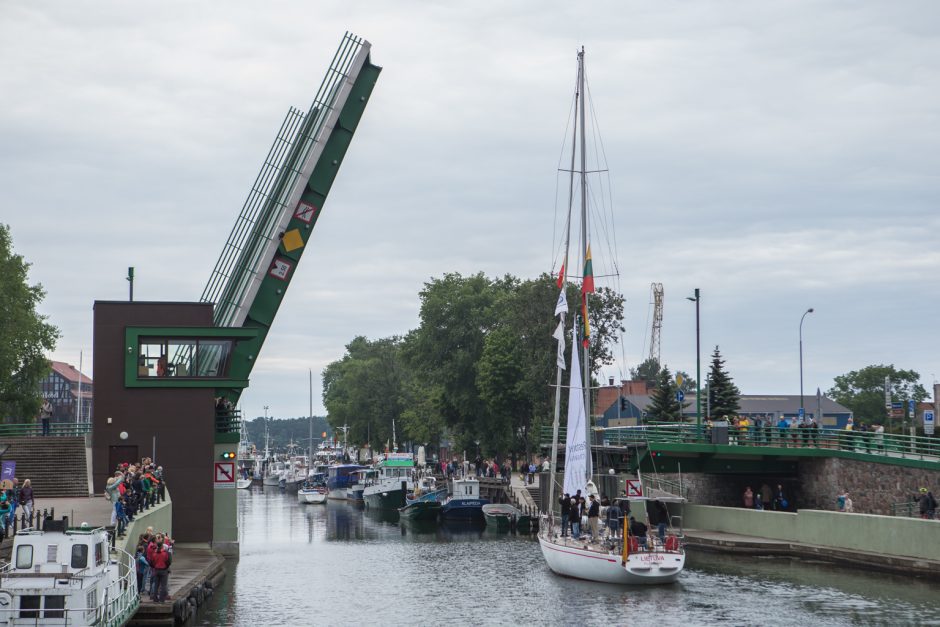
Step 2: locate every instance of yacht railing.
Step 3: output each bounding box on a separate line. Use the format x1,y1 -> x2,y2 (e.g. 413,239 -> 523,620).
0,544 -> 139,626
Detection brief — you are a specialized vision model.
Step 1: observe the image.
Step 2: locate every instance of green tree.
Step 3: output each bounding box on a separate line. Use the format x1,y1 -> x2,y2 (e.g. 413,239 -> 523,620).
322,336 -> 405,451
630,358 -> 661,383
403,273 -> 503,451
0,224 -> 59,421
707,346 -> 740,419
827,364 -> 928,426
645,367 -> 686,422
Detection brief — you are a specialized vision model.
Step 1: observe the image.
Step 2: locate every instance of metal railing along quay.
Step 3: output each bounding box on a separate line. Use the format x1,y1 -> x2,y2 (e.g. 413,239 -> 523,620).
0,422 -> 91,438
541,424 -> 940,462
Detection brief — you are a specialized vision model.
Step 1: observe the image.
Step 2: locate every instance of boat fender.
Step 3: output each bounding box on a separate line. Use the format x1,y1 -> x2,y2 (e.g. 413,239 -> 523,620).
173,599 -> 184,622
664,535 -> 679,551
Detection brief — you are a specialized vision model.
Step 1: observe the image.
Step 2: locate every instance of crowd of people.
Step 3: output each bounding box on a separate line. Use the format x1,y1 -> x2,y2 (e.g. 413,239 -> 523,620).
0,478 -> 36,538
706,415 -> 889,450
557,490 -> 672,546
741,483 -> 790,511
134,526 -> 174,603
104,458 -> 166,538
439,456 -> 551,483
105,457 -> 172,603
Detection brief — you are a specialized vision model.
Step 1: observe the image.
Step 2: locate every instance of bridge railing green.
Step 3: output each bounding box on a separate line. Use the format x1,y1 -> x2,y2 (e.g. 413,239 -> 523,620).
540,424 -> 940,461
0,422 -> 91,438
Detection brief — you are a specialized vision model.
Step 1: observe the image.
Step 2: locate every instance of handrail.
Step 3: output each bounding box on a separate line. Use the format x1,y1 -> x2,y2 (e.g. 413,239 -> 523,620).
0,543 -> 139,625
540,424 -> 940,462
0,422 -> 91,437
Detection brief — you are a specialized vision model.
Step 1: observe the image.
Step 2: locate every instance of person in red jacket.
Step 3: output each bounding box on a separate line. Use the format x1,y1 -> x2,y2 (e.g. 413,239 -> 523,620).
146,533 -> 172,602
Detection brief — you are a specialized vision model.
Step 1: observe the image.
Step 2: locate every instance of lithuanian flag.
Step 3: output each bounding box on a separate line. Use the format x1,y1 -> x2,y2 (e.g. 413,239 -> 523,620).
582,245 -> 595,294
582,294 -> 590,347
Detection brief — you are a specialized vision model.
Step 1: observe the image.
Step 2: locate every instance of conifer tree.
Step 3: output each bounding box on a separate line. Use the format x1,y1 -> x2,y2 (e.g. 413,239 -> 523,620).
707,346 -> 740,419
645,366 -> 683,423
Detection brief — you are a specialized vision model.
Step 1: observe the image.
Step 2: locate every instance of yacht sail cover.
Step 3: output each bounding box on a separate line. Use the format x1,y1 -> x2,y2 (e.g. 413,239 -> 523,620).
563,329 -> 588,496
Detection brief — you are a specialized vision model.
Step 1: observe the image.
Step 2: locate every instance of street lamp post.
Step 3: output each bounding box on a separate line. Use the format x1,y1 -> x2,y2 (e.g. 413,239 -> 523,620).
799,308 -> 815,421
686,289 -> 702,433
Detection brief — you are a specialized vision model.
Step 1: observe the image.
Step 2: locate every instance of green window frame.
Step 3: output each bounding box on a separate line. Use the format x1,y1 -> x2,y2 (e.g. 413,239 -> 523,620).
124,326 -> 258,389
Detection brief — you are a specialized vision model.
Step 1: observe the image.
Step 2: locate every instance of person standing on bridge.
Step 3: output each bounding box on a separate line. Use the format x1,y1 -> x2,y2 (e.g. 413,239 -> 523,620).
743,486 -> 754,509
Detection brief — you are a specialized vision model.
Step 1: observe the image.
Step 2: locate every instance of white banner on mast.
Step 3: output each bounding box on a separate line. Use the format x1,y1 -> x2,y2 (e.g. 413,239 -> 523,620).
553,321 -> 566,369
563,328 -> 588,497
554,289 -> 568,317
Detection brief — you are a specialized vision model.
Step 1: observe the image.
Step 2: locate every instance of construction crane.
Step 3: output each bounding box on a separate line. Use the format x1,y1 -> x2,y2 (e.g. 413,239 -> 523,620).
649,282 -> 664,367
200,32 -> 381,404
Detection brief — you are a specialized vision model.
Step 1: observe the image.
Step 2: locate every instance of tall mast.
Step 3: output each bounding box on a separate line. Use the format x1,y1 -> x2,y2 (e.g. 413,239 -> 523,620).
578,47 -> 593,482
308,369 -> 313,463
547,48 -> 581,515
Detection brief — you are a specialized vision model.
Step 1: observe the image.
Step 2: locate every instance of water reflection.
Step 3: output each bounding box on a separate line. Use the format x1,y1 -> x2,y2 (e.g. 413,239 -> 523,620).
196,487 -> 940,627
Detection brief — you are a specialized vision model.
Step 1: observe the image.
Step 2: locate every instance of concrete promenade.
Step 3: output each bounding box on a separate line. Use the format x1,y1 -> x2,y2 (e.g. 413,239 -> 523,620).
684,528 -> 940,579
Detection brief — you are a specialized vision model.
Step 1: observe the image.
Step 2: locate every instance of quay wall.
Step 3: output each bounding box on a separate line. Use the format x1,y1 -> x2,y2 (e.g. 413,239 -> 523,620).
682,504 -> 940,562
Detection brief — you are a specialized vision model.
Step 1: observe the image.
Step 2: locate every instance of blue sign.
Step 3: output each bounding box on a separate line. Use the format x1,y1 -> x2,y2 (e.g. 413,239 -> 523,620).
1,461 -> 15,482
676,390 -> 685,402
908,399 -> 915,415
798,407 -> 804,419
925,410 -> 935,435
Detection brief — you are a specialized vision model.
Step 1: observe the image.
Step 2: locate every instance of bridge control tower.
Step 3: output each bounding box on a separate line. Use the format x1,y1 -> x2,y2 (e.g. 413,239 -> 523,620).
92,33 -> 381,554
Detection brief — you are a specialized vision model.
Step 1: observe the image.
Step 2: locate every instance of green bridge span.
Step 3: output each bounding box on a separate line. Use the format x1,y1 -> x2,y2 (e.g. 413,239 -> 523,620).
540,424 -> 940,474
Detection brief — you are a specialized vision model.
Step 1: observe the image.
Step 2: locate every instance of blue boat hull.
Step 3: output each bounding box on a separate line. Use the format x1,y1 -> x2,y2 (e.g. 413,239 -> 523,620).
440,498 -> 489,522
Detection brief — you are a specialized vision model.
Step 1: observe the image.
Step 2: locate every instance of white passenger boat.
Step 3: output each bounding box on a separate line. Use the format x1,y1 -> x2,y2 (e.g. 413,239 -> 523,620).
0,519 -> 139,626
536,47 -> 684,585
237,478 -> 252,489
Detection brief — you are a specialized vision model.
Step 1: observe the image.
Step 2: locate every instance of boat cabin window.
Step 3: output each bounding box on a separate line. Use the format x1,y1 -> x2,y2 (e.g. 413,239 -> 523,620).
71,544 -> 89,569
19,595 -> 40,619
47,544 -> 58,563
15,544 -> 33,569
95,542 -> 105,566
44,595 -> 65,619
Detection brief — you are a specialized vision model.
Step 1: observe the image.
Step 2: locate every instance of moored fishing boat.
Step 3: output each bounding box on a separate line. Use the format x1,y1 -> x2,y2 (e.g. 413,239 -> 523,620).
536,47 -> 685,585
0,518 -> 139,626
298,482 -> 328,504
440,477 -> 488,522
326,464 -> 366,500
362,453 -> 415,509
482,503 -> 522,532
398,500 -> 441,522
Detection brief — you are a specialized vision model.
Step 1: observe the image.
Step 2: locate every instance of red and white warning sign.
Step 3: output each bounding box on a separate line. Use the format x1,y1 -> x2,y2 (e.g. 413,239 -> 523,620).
269,258 -> 292,280
294,201 -> 318,224
214,462 -> 235,484
625,479 -> 643,498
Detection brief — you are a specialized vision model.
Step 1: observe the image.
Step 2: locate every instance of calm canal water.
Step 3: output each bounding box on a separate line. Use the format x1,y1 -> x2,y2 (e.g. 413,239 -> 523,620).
194,488 -> 940,626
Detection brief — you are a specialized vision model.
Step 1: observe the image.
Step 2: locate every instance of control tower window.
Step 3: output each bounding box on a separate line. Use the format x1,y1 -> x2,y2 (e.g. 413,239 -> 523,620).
137,338 -> 233,379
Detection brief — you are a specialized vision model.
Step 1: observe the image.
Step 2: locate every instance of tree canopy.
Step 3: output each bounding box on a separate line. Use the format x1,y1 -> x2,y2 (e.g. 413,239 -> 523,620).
827,364 -> 928,425
0,224 -> 59,422
322,272 -> 625,459
645,366 -> 688,422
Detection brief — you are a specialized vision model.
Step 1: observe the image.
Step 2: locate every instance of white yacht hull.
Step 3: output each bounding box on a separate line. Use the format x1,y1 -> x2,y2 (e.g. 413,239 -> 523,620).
237,479 -> 252,489
537,534 -> 683,585
327,488 -> 348,500
298,489 -> 327,504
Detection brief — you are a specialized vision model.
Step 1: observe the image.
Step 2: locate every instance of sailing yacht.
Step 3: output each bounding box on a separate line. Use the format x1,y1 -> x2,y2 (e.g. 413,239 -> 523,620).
536,47 -> 685,585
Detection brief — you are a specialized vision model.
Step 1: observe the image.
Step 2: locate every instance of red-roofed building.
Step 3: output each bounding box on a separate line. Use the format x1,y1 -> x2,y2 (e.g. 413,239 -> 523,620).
39,360 -> 93,423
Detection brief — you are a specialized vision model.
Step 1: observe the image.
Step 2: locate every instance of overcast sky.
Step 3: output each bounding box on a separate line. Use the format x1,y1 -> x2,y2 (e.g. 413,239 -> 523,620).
1,1 -> 937,421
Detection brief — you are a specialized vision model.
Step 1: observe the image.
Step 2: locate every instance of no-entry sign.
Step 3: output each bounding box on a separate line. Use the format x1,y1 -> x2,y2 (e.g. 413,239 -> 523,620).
626,479 -> 643,498
214,462 -> 235,488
